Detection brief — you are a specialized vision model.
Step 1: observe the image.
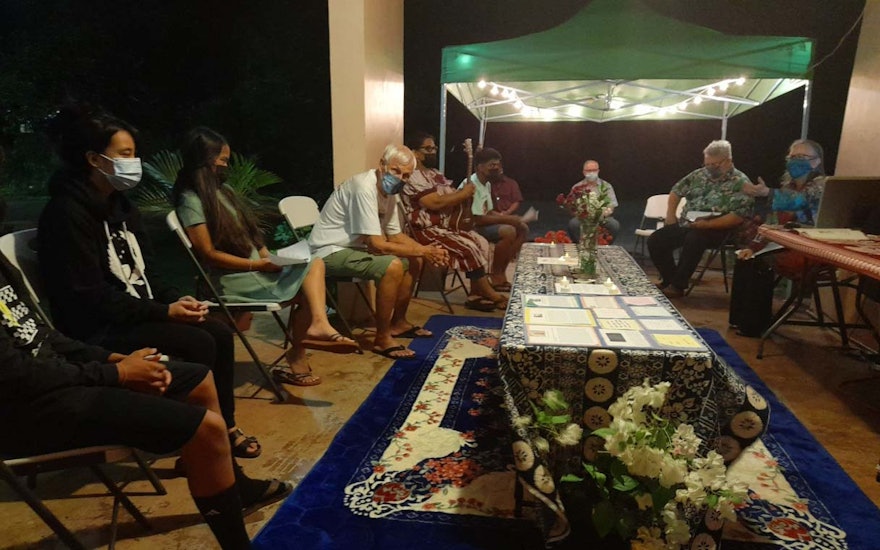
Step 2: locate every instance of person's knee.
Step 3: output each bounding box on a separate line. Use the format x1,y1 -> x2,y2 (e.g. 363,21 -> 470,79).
191,410 -> 230,456
380,258 -> 405,282
310,256 -> 326,277
497,225 -> 516,241
188,371 -> 220,405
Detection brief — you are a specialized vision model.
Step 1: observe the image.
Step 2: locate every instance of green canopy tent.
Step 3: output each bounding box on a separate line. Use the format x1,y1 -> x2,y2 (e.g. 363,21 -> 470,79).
438,0 -> 813,169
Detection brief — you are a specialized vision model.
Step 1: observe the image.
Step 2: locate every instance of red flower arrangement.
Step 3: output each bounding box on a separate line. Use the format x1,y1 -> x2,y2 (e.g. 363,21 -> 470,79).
534,230 -> 572,244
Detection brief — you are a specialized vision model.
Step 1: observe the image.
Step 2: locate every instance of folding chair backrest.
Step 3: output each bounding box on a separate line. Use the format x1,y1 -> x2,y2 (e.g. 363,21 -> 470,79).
278,196 -> 320,239
642,194 -> 669,220
0,228 -> 51,323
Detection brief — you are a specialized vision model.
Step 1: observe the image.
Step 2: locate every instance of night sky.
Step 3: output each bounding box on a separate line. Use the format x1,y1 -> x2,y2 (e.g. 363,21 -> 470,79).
0,0 -> 866,204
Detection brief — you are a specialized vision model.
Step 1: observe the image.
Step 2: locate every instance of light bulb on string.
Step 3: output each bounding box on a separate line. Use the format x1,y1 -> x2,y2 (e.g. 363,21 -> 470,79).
477,79 -> 487,89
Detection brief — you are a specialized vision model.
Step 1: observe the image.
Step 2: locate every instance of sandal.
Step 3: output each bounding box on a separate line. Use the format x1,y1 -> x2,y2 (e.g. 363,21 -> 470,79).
273,367 -> 322,386
392,325 -> 432,338
464,297 -> 496,312
372,345 -> 416,359
228,427 -> 262,459
494,297 -> 509,311
301,332 -> 361,354
492,281 -> 512,292
241,478 -> 293,517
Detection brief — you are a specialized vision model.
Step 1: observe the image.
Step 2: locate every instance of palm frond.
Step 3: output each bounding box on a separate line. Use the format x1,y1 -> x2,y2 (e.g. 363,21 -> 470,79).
131,181 -> 172,214
143,150 -> 182,186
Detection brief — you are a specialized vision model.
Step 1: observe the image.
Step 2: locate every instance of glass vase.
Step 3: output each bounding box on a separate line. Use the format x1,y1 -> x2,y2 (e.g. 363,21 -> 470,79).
578,220 -> 600,278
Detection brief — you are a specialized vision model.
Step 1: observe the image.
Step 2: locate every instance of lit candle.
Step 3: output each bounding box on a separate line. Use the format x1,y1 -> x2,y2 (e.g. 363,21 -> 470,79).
603,277 -> 614,288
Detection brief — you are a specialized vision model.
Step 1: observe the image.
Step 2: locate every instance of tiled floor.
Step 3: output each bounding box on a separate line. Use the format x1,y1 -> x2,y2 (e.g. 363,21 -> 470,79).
2,258 -> 879,549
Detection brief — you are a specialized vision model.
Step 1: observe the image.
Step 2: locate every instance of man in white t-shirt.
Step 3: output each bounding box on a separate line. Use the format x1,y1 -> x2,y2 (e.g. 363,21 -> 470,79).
460,148 -> 528,292
309,144 -> 448,359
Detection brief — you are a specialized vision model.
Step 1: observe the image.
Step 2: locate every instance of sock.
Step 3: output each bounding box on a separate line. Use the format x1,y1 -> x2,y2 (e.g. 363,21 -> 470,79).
193,483 -> 252,550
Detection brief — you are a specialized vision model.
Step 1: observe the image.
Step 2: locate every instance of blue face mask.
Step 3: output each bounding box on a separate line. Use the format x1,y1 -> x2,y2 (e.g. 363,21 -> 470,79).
381,172 -> 404,195
786,158 -> 813,180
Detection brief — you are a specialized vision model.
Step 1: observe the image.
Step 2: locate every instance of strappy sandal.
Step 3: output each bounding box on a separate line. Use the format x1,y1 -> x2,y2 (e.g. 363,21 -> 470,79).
273,367 -> 322,386
228,427 -> 262,459
301,332 -> 361,354
492,281 -> 512,292
464,297 -> 496,312
241,478 -> 293,517
494,297 -> 509,311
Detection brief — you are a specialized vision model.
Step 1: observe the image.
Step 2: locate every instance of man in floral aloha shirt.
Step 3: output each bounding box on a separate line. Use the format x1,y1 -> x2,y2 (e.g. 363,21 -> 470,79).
648,140 -> 754,298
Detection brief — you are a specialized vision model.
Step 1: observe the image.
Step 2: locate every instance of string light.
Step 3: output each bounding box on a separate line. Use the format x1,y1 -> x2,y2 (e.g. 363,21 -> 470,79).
477,79 -> 487,89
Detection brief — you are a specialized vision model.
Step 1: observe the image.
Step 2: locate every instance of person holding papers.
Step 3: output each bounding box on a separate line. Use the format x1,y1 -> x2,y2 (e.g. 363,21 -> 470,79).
173,127 -> 358,387
648,140 -> 753,298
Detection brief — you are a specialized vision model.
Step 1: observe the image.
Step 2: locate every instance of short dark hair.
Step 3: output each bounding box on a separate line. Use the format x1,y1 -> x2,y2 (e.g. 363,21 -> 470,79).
405,131 -> 434,151
46,102 -> 138,174
474,147 -> 502,165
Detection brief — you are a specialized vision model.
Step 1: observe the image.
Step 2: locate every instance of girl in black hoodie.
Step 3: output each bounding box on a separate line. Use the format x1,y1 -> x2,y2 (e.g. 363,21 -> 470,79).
37,104 -> 289,516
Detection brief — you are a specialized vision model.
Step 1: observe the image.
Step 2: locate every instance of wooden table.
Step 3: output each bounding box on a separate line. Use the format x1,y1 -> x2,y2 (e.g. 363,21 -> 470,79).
755,226 -> 880,357
498,243 -> 769,542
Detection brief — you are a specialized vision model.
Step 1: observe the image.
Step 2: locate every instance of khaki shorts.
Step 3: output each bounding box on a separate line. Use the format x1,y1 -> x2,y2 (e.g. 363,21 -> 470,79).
322,248 -> 409,282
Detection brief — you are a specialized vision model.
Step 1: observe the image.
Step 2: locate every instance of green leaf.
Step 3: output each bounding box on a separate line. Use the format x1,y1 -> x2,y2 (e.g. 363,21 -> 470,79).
591,428 -> 614,438
612,474 -> 639,492
706,493 -> 719,508
652,486 -> 675,511
560,474 -> 584,483
615,509 -> 639,540
592,500 -> 617,538
548,414 -> 571,424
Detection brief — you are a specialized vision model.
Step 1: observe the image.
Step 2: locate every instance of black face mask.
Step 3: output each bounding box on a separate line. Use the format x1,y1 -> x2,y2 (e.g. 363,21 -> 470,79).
423,153 -> 439,169
215,165 -> 229,184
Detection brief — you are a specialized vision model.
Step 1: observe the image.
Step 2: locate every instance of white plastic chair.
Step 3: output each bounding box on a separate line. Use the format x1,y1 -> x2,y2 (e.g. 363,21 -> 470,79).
278,196 -> 374,334
0,229 -> 166,549
632,195 -> 687,259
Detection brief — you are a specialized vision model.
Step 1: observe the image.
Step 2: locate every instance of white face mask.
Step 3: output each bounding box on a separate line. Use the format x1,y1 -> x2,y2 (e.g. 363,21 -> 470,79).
100,154 -> 142,190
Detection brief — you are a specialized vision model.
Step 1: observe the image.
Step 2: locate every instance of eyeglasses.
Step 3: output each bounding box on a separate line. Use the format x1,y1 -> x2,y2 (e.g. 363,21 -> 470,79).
418,146 -> 438,153
703,158 -> 728,169
785,154 -> 817,161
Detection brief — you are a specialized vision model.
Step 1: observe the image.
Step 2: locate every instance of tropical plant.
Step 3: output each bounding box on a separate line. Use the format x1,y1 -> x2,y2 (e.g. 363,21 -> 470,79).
135,150 -> 282,228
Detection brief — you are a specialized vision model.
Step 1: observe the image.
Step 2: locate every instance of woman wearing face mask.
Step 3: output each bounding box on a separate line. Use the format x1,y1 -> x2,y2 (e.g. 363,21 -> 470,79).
731,139 -> 827,336
171,127 -> 359,388
37,104 -> 288,473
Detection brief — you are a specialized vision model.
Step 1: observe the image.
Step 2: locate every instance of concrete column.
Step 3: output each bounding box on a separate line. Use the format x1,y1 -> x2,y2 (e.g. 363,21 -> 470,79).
327,0 -> 405,325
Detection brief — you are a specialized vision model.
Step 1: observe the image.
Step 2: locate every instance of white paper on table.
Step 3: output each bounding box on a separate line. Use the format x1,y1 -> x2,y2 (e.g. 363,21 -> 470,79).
651,333 -> 706,350
592,307 -> 630,319
580,296 -> 620,309
597,329 -> 652,348
622,296 -> 658,306
639,318 -> 686,331
524,307 -> 595,326
630,306 -> 674,317
685,210 -> 721,222
537,256 -> 578,266
598,318 -> 642,331
525,325 -> 601,347
523,294 -> 581,309
559,283 -> 616,295
268,240 -> 311,265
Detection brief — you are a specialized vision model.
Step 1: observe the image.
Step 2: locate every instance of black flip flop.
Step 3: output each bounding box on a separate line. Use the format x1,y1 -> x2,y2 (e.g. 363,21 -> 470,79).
372,345 -> 416,359
393,325 -> 433,338
242,479 -> 293,517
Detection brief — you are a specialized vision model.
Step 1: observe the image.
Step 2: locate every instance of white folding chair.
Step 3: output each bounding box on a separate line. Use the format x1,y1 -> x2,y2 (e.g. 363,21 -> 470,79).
0,229 -> 166,549
165,211 -> 289,401
278,196 -> 374,335
632,194 -> 686,258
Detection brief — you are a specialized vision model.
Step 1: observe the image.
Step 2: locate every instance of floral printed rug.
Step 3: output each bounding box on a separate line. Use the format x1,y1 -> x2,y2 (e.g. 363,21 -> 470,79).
253,318 -> 880,549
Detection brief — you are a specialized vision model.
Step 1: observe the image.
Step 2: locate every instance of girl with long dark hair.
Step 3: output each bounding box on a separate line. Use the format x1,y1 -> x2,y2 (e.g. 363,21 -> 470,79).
172,127 -> 358,387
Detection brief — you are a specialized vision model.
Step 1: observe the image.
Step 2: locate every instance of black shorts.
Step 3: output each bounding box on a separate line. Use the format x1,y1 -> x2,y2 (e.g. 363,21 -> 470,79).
0,361 -> 209,457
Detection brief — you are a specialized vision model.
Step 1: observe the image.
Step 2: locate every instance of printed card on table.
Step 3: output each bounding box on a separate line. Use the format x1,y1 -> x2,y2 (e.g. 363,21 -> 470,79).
537,256 -> 578,266
639,318 -> 687,331
597,329 -> 652,348
525,325 -> 601,347
598,318 -> 643,331
556,283 -> 618,295
592,307 -> 631,319
580,296 -> 620,309
524,307 -> 596,326
523,294 -> 581,309
630,305 -> 674,317
652,333 -> 705,350
622,296 -> 659,306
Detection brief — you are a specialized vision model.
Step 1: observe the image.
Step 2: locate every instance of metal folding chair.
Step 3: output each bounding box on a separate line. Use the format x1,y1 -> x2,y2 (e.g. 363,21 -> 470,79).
0,229 -> 166,549
165,211 -> 289,402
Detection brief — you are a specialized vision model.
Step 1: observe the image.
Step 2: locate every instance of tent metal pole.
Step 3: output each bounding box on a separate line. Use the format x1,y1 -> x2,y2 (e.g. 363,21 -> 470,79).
439,84 -> 448,173
721,101 -> 729,139
479,111 -> 487,148
801,81 -> 811,139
